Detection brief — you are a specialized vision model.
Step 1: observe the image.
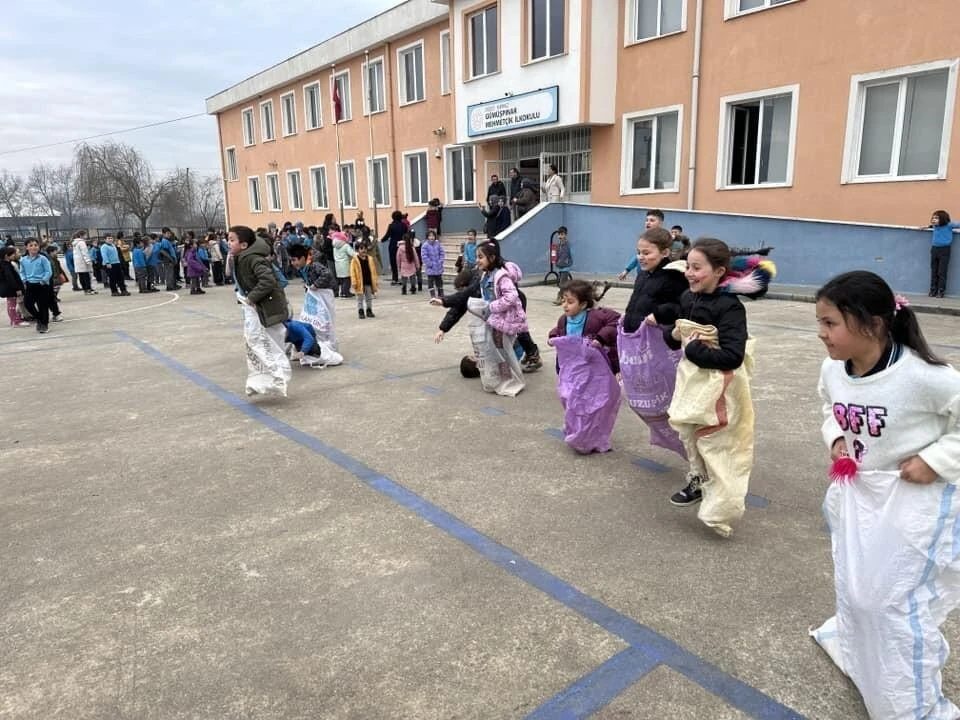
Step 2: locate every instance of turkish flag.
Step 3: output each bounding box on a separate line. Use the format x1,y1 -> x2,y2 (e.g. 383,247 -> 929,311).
333,81 -> 342,123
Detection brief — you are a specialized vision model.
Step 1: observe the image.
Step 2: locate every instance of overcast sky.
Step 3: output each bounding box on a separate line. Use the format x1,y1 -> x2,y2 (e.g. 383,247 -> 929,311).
0,0 -> 401,177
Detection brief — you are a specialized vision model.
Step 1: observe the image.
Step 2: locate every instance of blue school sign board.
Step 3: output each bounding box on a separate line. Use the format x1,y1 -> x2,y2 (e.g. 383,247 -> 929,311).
467,86 -> 559,138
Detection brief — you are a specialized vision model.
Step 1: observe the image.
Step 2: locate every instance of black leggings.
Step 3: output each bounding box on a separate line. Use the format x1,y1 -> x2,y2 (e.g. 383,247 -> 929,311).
514,291 -> 539,357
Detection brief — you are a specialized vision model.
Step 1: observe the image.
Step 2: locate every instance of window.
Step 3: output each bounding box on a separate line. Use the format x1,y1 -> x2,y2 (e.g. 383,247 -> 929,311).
843,61 -> 958,183
368,156 -> 390,208
718,85 -> 798,188
338,162 -> 357,208
530,0 -> 564,61
225,147 -> 238,182
287,170 -> 304,211
447,146 -> 476,203
621,106 -> 681,194
469,6 -> 498,78
630,0 -> 683,43
398,41 -> 425,105
363,57 -> 386,115
440,31 -> 452,95
404,151 -> 429,205
260,100 -> 275,141
332,71 -> 352,122
309,165 -> 329,209
248,176 -> 262,213
241,108 -> 255,146
727,0 -> 796,17
281,92 -> 297,136
303,82 -> 322,130
265,172 -> 281,211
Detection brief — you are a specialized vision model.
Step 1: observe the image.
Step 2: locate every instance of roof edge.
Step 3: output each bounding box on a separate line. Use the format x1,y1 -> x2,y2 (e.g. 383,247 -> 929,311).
205,0 -> 448,115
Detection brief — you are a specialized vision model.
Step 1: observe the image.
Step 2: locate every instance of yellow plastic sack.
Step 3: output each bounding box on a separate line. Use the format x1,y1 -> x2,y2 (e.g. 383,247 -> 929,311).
668,319 -> 756,537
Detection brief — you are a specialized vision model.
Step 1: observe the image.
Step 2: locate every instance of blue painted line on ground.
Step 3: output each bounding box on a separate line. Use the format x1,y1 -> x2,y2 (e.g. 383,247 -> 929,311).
383,372 -> 401,380
422,386 -> 442,396
524,647 -> 660,720
347,360 -> 365,369
745,494 -> 771,509
117,330 -> 807,720
481,406 -> 506,416
544,427 -> 565,440
633,457 -> 671,474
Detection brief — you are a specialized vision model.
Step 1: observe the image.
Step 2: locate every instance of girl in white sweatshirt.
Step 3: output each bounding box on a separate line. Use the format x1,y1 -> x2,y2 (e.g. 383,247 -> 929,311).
813,270 -> 960,719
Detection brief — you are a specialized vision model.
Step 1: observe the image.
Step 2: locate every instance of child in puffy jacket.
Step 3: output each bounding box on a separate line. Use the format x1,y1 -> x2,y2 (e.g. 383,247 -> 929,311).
421,230 -> 446,299
476,241 -> 527,339
397,233 -> 421,295
548,279 -> 620,373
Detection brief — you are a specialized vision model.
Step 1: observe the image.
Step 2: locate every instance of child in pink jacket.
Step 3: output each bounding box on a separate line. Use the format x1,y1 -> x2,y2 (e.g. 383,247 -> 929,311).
476,241 -> 528,338
396,233 -> 421,295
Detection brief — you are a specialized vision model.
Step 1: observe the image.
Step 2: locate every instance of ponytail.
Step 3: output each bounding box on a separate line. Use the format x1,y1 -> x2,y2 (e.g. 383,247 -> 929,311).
890,305 -> 945,366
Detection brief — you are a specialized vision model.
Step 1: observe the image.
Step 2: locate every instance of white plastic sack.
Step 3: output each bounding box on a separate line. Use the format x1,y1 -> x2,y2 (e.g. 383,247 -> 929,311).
298,342 -> 343,368
466,297 -> 524,397
300,287 -> 337,350
242,303 -> 292,396
812,471 -> 960,719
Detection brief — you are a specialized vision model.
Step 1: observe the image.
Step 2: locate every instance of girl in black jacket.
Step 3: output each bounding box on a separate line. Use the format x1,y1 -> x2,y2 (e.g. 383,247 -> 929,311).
622,227 -> 688,334
662,238 -> 756,535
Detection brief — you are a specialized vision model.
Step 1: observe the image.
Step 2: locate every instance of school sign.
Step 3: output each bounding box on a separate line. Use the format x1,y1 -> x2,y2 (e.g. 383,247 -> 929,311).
466,87 -> 559,138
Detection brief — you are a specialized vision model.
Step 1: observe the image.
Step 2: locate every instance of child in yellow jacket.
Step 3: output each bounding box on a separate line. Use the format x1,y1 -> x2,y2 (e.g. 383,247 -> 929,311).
350,242 -> 379,319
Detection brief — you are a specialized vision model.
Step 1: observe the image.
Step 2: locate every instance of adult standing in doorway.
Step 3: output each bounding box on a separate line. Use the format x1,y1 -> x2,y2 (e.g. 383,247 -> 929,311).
542,163 -> 565,203
487,174 -> 507,204
515,179 -> 539,218
508,168 -> 523,218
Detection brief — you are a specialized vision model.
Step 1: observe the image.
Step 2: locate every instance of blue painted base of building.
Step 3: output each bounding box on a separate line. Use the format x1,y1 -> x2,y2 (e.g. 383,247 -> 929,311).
423,202 -> 958,297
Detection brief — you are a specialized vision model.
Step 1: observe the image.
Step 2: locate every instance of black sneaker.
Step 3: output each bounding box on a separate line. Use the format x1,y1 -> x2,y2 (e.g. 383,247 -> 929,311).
522,353 -> 543,373
358,309 -> 366,320
670,474 -> 704,507
365,309 -> 375,318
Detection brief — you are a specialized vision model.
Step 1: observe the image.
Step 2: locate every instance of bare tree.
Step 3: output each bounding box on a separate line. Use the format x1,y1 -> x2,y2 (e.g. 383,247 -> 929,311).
75,142 -> 178,233
0,170 -> 28,234
28,162 -> 86,229
193,175 -> 225,229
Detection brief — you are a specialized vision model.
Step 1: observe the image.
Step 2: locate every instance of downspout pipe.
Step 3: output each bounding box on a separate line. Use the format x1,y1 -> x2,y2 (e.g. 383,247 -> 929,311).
687,0 -> 704,210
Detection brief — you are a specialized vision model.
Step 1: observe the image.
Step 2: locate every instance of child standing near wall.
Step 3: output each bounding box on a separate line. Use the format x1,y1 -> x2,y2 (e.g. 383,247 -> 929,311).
458,229 -> 478,273
922,209 -> 958,298
421,230 -> 446,299
552,226 -> 573,305
350,242 -> 378,319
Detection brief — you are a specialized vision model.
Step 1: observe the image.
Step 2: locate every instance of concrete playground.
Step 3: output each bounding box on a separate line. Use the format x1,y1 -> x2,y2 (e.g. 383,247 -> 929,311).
2,281 -> 960,719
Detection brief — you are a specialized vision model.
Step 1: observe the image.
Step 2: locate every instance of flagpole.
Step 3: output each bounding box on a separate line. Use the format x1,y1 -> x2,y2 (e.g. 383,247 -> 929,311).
365,49 -> 379,244
332,64 -> 344,227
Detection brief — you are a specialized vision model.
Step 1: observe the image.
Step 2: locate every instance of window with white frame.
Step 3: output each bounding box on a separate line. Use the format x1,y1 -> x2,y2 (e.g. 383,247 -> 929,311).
338,162 -> 357,208
309,165 -> 329,209
368,156 -> 390,207
844,61 -> 957,183
718,85 -> 798,188
469,6 -> 498,79
332,71 -> 352,122
260,100 -> 275,141
225,147 -> 238,182
303,82 -> 322,130
440,31 -> 452,95
622,107 -> 681,193
265,172 -> 281,211
404,151 -> 429,205
447,146 -> 476,203
530,0 -> 564,61
631,0 -> 683,42
287,170 -> 303,211
730,0 -> 797,15
363,57 -> 386,115
281,92 -> 297,136
241,108 -> 255,146
248,176 -> 262,212
398,42 -> 425,105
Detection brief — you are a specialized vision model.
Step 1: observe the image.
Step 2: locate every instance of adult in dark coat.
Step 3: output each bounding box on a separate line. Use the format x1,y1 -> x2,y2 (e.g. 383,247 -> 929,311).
515,179 -> 539,218
480,197 -> 511,239
486,174 -> 507,203
381,211 -> 407,285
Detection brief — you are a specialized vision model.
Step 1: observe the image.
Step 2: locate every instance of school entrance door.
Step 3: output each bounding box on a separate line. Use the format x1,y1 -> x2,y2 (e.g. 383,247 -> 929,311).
491,128 -> 592,205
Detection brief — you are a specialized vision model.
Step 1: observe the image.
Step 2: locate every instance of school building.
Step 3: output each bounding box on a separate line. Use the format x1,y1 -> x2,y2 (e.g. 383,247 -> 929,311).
206,0 -> 960,234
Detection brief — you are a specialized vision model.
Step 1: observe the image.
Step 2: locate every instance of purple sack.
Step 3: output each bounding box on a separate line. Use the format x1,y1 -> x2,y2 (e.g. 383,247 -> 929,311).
554,335 -> 621,454
617,320 -> 687,459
